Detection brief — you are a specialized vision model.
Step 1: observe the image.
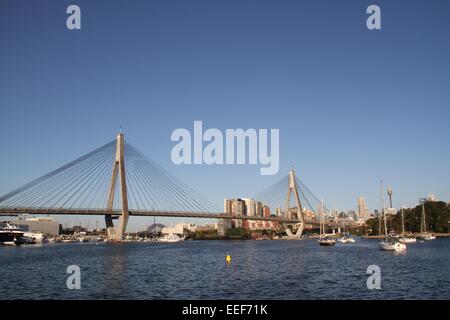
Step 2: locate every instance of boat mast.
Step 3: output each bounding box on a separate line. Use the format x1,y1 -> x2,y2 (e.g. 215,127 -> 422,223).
381,181 -> 388,239
378,180 -> 383,237
401,207 -> 405,235
320,198 -> 324,238
421,200 -> 427,234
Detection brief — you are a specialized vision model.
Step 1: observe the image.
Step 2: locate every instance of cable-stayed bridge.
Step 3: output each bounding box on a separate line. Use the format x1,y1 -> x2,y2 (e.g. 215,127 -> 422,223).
0,134 -> 357,239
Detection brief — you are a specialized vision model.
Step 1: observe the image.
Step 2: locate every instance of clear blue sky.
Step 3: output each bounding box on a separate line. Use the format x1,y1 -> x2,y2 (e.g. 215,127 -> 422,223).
1,0 -> 449,231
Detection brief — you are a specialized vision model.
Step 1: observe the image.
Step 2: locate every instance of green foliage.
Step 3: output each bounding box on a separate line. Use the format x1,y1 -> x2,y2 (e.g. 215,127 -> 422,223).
187,230 -> 220,240
225,227 -> 251,239
365,201 -> 450,235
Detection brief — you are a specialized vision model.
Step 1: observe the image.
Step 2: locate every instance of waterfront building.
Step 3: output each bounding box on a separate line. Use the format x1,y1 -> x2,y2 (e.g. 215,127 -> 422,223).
232,199 -> 245,228
357,197 -> 369,221
243,198 -> 255,217
11,217 -> 61,235
223,198 -> 245,228
195,224 -> 217,232
223,198 -> 278,231
161,222 -> 195,235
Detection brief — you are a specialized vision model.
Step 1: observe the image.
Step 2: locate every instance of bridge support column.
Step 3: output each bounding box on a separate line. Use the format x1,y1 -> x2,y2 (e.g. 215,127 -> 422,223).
105,133 -> 129,240
284,170 -> 305,238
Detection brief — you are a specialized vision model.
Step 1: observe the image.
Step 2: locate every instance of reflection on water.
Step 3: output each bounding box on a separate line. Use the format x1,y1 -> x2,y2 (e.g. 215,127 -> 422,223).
1,238 -> 450,299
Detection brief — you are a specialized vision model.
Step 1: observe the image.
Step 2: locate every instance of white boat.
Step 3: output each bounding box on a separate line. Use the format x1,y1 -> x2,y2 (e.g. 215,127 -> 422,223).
158,233 -> 183,243
78,237 -> 90,243
338,234 -> 355,243
378,181 -> 406,253
398,236 -> 416,244
338,218 -> 355,244
398,208 -> 416,244
24,231 -> 48,243
379,239 -> 406,252
318,198 -> 336,246
0,223 -> 24,244
418,233 -> 436,241
417,200 -> 436,241
318,236 -> 336,246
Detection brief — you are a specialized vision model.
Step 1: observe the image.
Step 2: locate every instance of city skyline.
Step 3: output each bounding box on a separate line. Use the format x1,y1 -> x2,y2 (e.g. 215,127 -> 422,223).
1,0 -> 450,231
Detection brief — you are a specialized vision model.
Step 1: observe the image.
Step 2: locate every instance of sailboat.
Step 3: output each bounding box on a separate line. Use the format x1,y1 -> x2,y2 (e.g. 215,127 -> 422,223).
417,201 -> 436,241
378,181 -> 406,252
398,207 -> 416,244
337,219 -> 355,243
318,199 -> 336,246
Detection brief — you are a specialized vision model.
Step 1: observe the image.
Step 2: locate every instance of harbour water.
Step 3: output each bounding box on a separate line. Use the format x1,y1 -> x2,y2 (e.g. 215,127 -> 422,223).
1,238 -> 449,299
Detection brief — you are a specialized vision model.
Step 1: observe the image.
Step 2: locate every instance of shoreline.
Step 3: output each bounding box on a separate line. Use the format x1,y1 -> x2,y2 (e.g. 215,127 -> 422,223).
362,233 -> 450,239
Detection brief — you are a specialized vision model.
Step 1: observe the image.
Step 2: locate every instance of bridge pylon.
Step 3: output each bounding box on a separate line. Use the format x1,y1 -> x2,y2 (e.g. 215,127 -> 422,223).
284,169 -> 305,238
105,133 -> 129,240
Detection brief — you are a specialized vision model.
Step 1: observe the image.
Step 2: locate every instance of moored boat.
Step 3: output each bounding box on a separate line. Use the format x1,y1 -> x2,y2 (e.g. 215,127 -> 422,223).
338,232 -> 355,244
0,223 -> 24,244
158,233 -> 183,243
398,208 -> 416,244
379,239 -> 406,252
417,200 -> 436,241
378,181 -> 406,253
418,233 -> 436,241
14,235 -> 37,245
318,236 -> 336,246
318,198 -> 336,247
398,236 -> 416,244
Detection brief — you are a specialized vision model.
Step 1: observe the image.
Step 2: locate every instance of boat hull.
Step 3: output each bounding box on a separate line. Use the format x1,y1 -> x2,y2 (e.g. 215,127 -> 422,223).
338,238 -> 355,244
379,241 -> 406,252
318,239 -> 336,246
14,236 -> 37,245
0,231 -> 24,243
399,237 -> 416,244
418,235 -> 436,241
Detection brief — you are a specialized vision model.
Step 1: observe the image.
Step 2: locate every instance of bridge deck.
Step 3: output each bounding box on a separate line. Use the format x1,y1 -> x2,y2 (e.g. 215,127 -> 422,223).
0,207 -> 359,228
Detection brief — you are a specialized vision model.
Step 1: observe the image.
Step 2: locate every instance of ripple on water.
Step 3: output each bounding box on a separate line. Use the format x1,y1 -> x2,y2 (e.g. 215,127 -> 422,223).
1,238 -> 450,299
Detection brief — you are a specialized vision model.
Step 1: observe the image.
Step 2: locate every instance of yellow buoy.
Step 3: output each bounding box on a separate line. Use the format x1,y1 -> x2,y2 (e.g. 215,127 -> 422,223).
226,254 -> 232,265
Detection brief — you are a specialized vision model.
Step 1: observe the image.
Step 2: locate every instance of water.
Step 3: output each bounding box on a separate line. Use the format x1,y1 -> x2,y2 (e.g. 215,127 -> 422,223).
1,238 -> 449,299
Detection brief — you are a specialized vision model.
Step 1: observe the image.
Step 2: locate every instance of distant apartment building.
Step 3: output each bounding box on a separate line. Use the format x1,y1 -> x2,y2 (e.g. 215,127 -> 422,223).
357,197 -> 369,221
223,198 -> 278,231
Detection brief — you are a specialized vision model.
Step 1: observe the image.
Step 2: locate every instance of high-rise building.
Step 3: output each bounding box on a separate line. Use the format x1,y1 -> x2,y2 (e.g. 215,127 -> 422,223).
223,198 -> 278,231
242,198 -> 255,217
224,198 -> 244,228
357,197 -> 369,221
